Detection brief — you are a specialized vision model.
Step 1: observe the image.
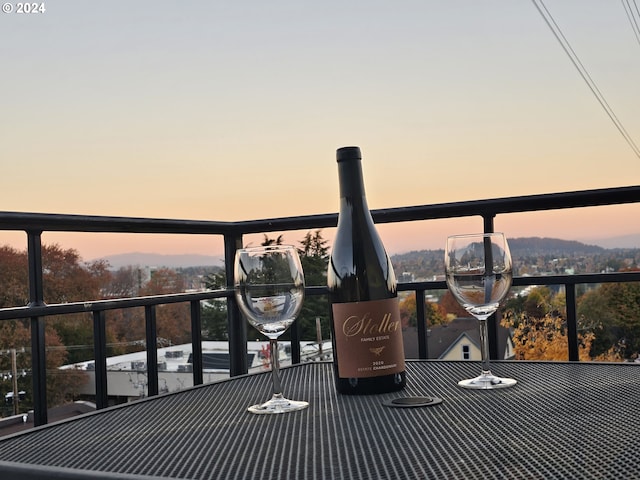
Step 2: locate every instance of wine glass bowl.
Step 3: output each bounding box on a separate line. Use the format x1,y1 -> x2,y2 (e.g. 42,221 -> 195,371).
445,233 -> 517,390
446,270 -> 512,320
234,245 -> 309,413
236,288 -> 302,337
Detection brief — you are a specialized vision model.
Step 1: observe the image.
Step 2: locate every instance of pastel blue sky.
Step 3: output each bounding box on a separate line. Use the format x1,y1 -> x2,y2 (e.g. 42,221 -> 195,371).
1,1 -> 639,259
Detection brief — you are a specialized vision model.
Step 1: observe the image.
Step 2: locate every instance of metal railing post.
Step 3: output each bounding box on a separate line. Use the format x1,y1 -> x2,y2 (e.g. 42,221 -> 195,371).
92,310 -> 108,409
145,305 -> 159,396
225,234 -> 247,376
290,317 -> 301,364
416,289 -> 428,359
190,300 -> 204,385
566,284 -> 579,361
482,215 -> 500,360
27,231 -> 47,426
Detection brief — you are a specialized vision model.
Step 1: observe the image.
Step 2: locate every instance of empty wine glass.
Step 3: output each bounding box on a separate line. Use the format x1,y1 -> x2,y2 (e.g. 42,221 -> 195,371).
234,244 -> 309,414
444,233 -> 517,389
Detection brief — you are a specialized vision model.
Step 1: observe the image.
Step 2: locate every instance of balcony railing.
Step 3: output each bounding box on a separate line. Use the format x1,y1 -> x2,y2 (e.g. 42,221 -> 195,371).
1,185 -> 640,427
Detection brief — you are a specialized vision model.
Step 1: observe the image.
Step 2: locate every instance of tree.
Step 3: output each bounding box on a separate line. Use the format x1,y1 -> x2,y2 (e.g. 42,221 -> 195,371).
523,287 -> 553,319
502,282 -> 628,362
42,244 -> 109,304
0,319 -> 87,413
399,294 -> 447,329
201,299 -> 229,341
439,290 -> 469,319
41,245 -> 115,365
297,230 -> 330,341
202,270 -> 229,340
0,244 -> 109,413
105,266 -> 141,298
202,232 -> 332,342
504,312 -> 622,362
0,245 -> 29,307
138,268 -> 191,346
577,281 -> 640,360
261,234 -> 283,246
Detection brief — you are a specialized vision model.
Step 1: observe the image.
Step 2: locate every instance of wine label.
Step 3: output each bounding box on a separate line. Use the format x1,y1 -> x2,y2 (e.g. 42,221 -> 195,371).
332,298 -> 405,378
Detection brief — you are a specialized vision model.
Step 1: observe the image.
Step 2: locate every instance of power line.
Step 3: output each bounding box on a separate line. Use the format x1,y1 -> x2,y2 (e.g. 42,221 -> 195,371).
622,0 -> 640,48
532,0 -> 640,159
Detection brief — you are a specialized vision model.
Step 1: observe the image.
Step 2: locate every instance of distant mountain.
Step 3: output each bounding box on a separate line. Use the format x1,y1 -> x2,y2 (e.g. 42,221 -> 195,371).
578,233 -> 640,249
390,237 -> 635,281
95,236 -> 638,270
96,252 -> 224,269
393,237 -> 607,262
507,237 -> 605,257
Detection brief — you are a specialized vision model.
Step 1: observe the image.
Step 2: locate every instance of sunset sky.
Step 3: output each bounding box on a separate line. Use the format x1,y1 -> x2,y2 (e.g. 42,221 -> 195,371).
2,1 -> 639,261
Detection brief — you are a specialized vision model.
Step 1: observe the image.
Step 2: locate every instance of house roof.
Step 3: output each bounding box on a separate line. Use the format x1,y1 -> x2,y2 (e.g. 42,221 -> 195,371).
403,317 -> 513,359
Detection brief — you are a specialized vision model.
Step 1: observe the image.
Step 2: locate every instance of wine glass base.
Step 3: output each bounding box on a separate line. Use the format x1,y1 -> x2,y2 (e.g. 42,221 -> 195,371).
458,372 -> 517,390
247,395 -> 309,415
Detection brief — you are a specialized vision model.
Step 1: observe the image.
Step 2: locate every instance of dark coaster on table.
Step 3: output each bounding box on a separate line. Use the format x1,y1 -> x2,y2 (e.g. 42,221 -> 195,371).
383,396 -> 443,408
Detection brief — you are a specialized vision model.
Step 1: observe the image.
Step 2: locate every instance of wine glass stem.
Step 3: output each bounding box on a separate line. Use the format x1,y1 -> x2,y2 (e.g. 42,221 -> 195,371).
478,318 -> 491,374
269,338 -> 283,397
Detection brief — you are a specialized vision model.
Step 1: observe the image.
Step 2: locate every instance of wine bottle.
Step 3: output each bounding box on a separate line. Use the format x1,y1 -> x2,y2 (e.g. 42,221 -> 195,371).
327,146 -> 406,394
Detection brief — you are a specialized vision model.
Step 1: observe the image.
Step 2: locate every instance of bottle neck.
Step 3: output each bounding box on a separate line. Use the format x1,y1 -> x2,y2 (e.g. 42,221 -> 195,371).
338,158 -> 367,200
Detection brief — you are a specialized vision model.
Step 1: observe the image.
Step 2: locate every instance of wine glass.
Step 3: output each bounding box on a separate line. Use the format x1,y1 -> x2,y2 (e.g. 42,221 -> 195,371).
444,233 -> 517,389
234,244 -> 309,414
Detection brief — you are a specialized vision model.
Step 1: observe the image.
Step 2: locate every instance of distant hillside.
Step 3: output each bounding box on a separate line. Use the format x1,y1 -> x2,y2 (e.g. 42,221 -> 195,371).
579,233 -> 640,249
507,237 -> 604,257
97,253 -> 224,269
95,237 -> 630,270
389,237 -> 625,280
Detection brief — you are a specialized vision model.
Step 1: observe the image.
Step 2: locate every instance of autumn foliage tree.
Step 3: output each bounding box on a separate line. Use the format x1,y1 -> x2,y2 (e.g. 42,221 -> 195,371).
399,294 -> 447,328
0,245 -> 200,413
503,285 -> 627,362
0,244 -> 105,412
0,246 -> 29,306
100,267 -> 193,351
504,313 -> 623,362
439,290 -> 469,319
0,318 -> 87,410
505,313 -> 585,361
138,268 -> 191,346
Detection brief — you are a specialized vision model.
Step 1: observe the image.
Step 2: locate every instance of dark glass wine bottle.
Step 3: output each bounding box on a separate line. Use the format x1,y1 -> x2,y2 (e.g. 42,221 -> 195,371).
327,146 -> 406,394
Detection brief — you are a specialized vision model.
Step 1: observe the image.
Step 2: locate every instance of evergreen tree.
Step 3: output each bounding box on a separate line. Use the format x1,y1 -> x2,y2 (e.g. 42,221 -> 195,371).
201,231 -> 331,342
202,270 -> 229,340
297,230 -> 330,341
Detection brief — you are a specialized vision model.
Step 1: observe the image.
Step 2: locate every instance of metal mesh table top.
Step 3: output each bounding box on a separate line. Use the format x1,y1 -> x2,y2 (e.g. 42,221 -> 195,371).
0,361 -> 638,480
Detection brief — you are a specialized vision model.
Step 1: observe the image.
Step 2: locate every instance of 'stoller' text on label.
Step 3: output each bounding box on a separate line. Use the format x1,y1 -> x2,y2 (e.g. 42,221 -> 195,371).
342,312 -> 400,338
332,298 -> 405,378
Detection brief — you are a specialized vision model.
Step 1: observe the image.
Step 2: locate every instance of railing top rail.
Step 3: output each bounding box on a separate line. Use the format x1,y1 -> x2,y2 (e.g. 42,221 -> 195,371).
371,185 -> 640,224
190,185 -> 640,234
0,212 -> 236,235
1,185 -> 638,235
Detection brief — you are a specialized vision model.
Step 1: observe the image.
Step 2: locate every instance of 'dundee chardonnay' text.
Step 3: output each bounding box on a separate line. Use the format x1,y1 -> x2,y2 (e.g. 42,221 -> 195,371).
327,146 -> 406,394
